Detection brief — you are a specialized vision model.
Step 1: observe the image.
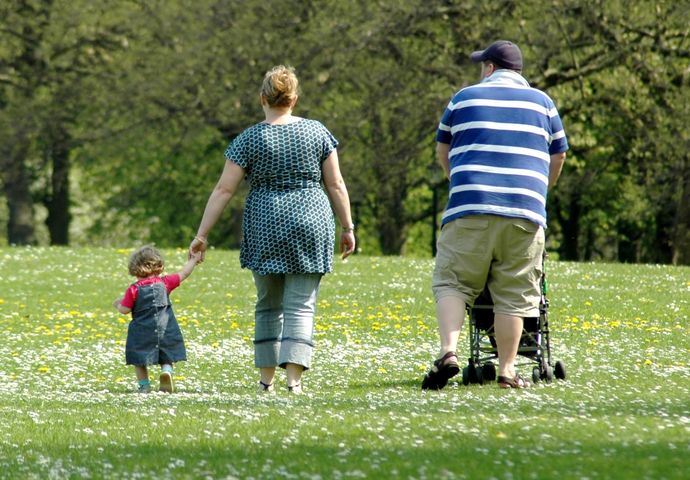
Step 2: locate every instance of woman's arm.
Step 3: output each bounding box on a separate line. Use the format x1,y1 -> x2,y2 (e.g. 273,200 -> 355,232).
190,160 -> 245,260
322,149 -> 355,259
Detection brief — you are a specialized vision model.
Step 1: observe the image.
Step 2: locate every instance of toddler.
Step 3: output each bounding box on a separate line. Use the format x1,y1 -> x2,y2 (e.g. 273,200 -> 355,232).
113,246 -> 201,393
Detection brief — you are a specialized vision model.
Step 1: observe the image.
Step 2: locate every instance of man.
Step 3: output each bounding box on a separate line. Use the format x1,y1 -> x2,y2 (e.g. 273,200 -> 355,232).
422,40 -> 568,390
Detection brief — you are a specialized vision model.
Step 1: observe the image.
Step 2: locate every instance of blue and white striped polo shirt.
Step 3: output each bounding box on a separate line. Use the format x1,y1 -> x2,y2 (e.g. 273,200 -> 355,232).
436,70 -> 568,227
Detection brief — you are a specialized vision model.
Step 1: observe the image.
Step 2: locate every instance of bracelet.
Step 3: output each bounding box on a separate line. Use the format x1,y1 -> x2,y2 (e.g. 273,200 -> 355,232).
341,224 -> 355,233
194,235 -> 208,245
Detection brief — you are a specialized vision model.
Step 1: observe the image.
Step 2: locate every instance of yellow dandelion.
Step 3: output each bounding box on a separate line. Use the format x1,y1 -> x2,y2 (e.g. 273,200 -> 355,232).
37,366 -> 50,373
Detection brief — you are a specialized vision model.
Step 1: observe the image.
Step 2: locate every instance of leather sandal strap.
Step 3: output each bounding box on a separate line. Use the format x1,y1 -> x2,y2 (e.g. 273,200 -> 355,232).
435,351 -> 457,366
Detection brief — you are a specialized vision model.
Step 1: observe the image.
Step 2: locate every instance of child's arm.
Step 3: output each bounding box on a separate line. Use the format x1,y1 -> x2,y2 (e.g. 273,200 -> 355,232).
113,297 -> 132,315
177,251 -> 202,283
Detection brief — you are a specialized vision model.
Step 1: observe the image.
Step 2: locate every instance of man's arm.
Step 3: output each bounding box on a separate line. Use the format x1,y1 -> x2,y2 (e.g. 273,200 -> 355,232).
549,152 -> 566,189
436,142 -> 451,179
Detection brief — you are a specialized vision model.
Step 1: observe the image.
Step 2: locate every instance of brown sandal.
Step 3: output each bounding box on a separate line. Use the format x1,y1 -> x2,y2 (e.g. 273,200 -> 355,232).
421,351 -> 460,390
497,374 -> 530,389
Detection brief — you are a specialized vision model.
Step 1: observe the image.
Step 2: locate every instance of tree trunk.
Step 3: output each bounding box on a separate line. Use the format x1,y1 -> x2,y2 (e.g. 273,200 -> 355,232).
0,146 -> 37,245
375,181 -> 407,255
378,217 -> 406,255
671,156 -> 690,265
45,135 -> 71,245
555,192 -> 581,261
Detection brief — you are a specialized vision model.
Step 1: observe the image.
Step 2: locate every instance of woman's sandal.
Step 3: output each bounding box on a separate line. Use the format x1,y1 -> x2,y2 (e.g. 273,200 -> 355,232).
287,383 -> 302,395
421,351 -> 460,390
497,374 -> 530,389
258,381 -> 275,393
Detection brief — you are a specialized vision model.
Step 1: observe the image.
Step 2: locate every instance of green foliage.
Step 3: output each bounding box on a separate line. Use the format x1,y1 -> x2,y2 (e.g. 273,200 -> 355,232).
1,0 -> 689,263
0,247 -> 689,478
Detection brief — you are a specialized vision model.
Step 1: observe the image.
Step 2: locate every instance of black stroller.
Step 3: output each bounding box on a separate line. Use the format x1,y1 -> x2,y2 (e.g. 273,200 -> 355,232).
461,253 -> 567,385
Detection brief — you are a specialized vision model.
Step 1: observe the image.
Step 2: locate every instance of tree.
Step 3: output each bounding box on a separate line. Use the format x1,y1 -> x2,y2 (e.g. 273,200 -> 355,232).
0,0 -> 135,245
2,0 -> 688,265
514,0 -> 690,263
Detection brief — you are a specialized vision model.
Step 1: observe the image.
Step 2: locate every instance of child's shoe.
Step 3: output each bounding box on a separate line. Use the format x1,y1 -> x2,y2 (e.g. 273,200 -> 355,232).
137,380 -> 152,394
159,371 -> 174,393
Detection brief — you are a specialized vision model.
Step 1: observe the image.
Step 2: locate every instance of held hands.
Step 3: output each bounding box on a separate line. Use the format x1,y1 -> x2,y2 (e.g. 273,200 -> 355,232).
189,236 -> 208,263
189,250 -> 203,265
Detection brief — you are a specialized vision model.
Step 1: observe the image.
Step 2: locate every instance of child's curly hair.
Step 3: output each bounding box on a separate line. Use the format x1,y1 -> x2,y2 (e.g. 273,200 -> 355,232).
128,245 -> 165,278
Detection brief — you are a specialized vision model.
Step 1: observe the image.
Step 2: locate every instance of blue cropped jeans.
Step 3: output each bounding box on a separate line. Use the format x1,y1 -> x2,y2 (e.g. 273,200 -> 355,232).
252,272 -> 322,370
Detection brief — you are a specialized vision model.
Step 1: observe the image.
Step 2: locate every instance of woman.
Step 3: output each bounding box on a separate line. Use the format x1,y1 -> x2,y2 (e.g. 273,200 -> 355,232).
189,65 -> 355,395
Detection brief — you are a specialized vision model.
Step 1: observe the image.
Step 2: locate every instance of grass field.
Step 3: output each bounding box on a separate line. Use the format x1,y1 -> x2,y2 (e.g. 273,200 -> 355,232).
0,247 -> 688,479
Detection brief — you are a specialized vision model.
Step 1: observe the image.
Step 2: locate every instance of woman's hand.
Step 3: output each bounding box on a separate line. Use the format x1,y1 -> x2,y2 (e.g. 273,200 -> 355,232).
340,231 -> 356,259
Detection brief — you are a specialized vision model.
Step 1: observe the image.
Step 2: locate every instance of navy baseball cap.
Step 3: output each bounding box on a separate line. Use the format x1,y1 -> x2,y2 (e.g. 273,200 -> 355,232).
470,40 -> 523,70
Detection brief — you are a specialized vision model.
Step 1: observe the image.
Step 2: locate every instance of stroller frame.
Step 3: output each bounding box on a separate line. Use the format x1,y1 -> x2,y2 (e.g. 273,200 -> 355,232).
461,252 -> 566,385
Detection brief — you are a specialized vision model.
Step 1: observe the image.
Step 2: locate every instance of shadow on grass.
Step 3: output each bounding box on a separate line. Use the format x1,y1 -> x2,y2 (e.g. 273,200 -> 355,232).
342,377 -> 423,390
8,432 -> 689,480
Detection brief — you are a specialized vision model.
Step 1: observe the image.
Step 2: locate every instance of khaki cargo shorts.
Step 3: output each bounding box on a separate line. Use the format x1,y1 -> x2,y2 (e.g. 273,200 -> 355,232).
432,215 -> 544,317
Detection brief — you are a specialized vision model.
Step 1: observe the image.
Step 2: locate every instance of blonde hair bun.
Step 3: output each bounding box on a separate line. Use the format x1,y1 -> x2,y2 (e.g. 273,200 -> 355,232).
261,65 -> 299,108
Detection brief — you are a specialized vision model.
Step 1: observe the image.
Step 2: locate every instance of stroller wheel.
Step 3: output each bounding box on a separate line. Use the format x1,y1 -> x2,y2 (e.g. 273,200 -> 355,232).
555,361 -> 567,380
532,367 -> 541,384
481,363 -> 496,382
467,362 -> 483,385
544,365 -> 554,382
462,366 -> 470,385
